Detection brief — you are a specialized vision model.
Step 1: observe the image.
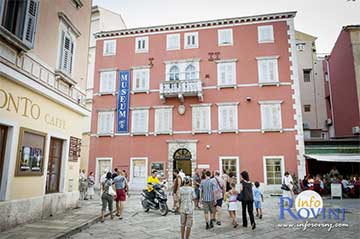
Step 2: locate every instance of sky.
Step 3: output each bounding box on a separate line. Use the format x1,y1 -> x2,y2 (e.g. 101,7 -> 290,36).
93,0 -> 359,54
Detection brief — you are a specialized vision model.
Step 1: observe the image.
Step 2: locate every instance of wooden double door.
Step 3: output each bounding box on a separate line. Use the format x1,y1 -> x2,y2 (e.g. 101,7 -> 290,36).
46,137 -> 63,194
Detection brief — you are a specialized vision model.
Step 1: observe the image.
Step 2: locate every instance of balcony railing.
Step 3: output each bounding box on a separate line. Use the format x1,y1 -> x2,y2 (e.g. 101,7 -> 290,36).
160,79 -> 203,103
0,41 -> 86,107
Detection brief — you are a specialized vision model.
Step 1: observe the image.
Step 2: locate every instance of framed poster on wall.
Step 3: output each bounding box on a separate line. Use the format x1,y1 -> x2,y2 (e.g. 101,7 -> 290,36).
16,127 -> 46,176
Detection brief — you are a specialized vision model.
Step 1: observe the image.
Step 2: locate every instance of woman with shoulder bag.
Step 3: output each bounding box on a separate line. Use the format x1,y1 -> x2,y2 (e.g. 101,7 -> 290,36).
101,172 -> 115,222
239,171 -> 256,230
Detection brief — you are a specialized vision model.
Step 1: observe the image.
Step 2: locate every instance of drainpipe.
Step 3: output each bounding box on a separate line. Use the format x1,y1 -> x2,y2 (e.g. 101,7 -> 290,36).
325,57 -> 336,137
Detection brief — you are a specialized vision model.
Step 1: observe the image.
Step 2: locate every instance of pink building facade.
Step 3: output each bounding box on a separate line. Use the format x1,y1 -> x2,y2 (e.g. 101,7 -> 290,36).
89,12 -> 305,190
323,26 -> 360,137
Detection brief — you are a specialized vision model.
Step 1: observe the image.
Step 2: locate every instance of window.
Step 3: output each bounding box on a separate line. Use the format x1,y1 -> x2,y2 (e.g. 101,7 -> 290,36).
185,64 -> 197,80
218,29 -> 233,46
97,111 -> 114,134
0,0 -> 39,49
264,157 -> 283,185
166,34 -> 180,50
258,25 -> 274,43
155,108 -> 172,134
220,157 -> 239,184
131,109 -> 149,134
169,65 -> 180,81
184,32 -> 198,49
135,36 -> 149,53
218,104 -> 238,132
133,68 -> 150,92
59,30 -> 75,74
103,40 -> 116,56
260,102 -> 282,131
304,104 -> 311,112
99,71 -> 116,94
303,69 -> 311,82
217,62 -> 236,87
257,57 -> 279,84
151,162 -> 165,178
16,127 -> 46,176
297,43 -> 305,51
192,105 -> 211,133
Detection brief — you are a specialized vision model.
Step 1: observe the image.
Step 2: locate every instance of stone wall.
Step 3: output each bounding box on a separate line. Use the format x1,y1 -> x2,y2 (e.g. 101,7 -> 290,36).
0,192 -> 79,232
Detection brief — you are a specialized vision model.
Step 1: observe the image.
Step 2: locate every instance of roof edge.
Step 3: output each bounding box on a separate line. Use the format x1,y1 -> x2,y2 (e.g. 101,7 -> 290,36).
95,11 -> 296,39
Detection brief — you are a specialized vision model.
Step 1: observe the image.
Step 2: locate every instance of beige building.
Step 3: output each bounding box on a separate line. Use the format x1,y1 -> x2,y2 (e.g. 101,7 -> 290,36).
0,0 -> 91,231
295,31 -> 328,140
81,6 -> 126,171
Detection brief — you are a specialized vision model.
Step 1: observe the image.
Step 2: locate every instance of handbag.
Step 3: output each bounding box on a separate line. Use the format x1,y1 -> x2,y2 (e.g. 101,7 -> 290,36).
237,191 -> 244,201
108,185 -> 116,196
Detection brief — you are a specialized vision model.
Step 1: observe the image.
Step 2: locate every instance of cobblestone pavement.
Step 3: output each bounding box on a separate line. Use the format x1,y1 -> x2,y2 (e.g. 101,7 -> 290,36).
71,195 -> 360,239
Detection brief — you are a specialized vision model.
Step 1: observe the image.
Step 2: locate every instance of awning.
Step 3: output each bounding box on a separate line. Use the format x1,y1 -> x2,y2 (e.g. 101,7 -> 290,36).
305,154 -> 360,163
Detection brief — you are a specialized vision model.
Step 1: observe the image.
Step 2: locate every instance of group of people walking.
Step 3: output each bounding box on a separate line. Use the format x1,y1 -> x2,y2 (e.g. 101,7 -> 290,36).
175,168 -> 264,239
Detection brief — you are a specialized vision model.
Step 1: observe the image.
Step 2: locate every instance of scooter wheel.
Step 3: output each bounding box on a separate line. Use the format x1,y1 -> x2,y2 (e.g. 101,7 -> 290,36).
141,200 -> 150,212
159,203 -> 168,216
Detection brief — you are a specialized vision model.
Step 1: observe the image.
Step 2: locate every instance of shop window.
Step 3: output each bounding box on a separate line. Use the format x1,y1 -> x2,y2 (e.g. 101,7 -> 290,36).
151,162 -> 165,178
16,127 -> 46,176
220,157 -> 239,184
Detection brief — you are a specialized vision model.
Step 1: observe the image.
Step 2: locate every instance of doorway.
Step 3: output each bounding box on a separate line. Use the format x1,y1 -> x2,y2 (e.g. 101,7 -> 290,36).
0,125 -> 8,191
130,157 -> 148,190
173,148 -> 192,176
46,137 -> 63,194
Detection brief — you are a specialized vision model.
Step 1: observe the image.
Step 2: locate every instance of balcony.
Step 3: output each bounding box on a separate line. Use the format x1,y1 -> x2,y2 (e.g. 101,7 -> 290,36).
160,79 -> 203,103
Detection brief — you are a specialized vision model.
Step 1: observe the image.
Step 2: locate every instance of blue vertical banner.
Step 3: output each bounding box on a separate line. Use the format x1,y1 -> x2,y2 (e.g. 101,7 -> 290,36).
117,70 -> 130,133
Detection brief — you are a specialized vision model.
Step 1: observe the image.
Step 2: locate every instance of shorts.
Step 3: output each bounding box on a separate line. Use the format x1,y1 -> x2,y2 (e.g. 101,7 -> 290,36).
173,192 -> 180,208
254,200 -> 262,209
101,193 -> 113,212
115,189 -> 126,201
216,198 -> 223,207
180,213 -> 193,227
202,201 -> 215,214
194,188 -> 200,199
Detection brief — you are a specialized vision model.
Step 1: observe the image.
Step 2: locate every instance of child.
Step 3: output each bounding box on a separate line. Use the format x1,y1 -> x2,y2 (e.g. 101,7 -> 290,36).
226,183 -> 239,228
179,177 -> 194,239
253,181 -> 264,219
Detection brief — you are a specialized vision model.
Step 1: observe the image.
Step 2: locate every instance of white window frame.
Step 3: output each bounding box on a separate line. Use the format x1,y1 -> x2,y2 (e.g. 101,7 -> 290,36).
217,102 -> 239,133
95,157 -> 113,188
135,36 -> 149,53
184,32 -> 199,49
296,43 -> 305,52
258,100 -> 283,132
154,106 -> 173,135
263,156 -> 284,186
132,68 -> 150,93
191,104 -> 211,134
131,107 -> 149,135
216,60 -> 237,88
218,28 -> 233,46
256,56 -> 280,86
165,60 -> 200,81
103,40 -> 116,56
129,157 -> 148,188
219,156 -> 240,185
97,111 -> 114,135
166,33 -> 180,50
99,70 -> 116,94
258,25 -> 274,43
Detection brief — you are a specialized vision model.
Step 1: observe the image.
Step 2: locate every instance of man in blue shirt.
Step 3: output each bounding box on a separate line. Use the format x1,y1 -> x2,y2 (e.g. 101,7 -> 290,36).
200,170 -> 216,229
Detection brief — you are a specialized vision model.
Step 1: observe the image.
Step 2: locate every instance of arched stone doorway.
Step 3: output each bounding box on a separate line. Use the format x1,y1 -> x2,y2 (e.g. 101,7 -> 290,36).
173,148 -> 192,176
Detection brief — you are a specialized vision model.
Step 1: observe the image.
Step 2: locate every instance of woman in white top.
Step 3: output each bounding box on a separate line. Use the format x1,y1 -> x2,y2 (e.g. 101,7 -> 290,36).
282,171 -> 294,203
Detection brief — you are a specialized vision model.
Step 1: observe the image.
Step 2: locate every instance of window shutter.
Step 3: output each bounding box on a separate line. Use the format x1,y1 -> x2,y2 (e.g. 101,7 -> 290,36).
69,40 -> 74,74
219,64 -> 226,85
268,60 -> 278,83
261,105 -> 271,130
220,107 -> 227,130
141,71 -> 146,90
226,63 -> 234,85
259,60 -> 268,83
271,104 -> 281,129
132,111 -> 139,132
229,106 -> 235,129
22,0 -> 39,48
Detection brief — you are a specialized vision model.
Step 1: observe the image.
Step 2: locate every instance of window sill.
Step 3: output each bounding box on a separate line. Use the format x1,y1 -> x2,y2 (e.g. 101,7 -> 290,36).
131,90 -> 149,94
135,50 -> 149,54
131,132 -> 149,136
261,129 -> 283,133
217,84 -> 237,89
55,70 -> 77,86
218,43 -> 233,46
166,48 -> 180,51
218,130 -> 239,134
0,26 -> 31,52
259,82 -> 280,87
103,53 -> 116,57
258,40 -> 275,44
184,45 -> 199,49
192,130 -> 212,135
154,131 -> 173,136
99,92 -> 116,96
96,133 -> 114,137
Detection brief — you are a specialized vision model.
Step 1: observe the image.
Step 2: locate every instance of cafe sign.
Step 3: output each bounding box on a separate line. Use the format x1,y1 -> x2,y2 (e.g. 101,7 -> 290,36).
0,88 -> 66,130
